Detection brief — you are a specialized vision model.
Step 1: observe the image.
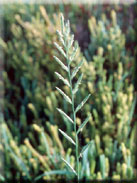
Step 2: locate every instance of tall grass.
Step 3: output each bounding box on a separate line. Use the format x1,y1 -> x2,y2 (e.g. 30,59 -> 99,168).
54,14 -> 91,181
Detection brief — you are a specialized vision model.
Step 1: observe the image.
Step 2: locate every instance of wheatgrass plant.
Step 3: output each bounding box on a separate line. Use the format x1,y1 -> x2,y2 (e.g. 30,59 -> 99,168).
54,14 -> 91,181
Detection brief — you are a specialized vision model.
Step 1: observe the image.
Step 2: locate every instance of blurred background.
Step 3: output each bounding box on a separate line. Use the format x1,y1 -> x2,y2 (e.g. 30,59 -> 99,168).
0,2 -> 137,181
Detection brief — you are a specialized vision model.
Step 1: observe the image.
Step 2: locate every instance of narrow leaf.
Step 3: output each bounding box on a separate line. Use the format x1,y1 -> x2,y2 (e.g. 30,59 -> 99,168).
11,152 -> 30,178
60,14 -> 64,34
41,132 -> 50,157
2,124 -> 30,178
59,129 -> 76,145
61,158 -> 77,175
114,72 -> 129,101
71,60 -> 84,80
57,108 -> 74,124
68,34 -> 74,50
100,154 -> 106,178
69,42 -> 78,64
127,95 -> 137,136
56,87 -> 72,104
77,115 -> 90,134
65,20 -> 70,36
79,140 -> 93,158
54,42 -> 66,58
35,170 -> 72,181
73,73 -> 83,94
56,30 -> 65,46
127,95 -> 137,126
75,94 -> 91,113
55,72 -> 70,87
0,174 -> 5,181
53,56 -> 68,72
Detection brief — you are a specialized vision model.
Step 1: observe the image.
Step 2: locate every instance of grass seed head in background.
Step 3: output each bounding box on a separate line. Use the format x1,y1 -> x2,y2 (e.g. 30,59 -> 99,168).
54,14 -> 91,180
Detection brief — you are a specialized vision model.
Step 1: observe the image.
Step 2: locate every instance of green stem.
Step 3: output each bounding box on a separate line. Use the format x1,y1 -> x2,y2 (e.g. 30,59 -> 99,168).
68,64 -> 79,181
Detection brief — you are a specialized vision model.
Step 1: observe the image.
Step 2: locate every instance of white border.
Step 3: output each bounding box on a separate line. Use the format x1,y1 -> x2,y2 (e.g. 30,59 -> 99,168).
0,0 -> 136,4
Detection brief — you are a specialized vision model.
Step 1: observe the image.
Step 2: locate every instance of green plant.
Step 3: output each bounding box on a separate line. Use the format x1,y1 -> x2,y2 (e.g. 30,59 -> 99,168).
0,4 -> 136,181
54,14 -> 91,181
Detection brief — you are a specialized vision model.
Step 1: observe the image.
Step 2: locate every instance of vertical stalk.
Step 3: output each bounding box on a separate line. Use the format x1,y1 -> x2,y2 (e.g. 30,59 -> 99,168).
67,63 -> 79,181
56,15 -> 90,181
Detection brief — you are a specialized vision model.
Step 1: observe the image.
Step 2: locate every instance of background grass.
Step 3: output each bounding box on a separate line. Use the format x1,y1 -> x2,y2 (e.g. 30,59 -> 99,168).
0,2 -> 137,181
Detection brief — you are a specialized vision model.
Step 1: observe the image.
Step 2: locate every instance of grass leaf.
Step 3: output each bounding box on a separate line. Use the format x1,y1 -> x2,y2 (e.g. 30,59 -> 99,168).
79,140 -> 93,158
55,72 -> 70,87
56,87 -> 72,104
77,115 -> 90,134
69,42 -> 78,64
127,94 -> 137,136
75,94 -> 91,113
73,73 -> 83,95
114,72 -> 129,101
71,60 -> 84,80
65,20 -> 70,36
35,169 -> 72,181
41,131 -> 50,157
2,124 -> 30,179
0,174 -> 5,181
61,158 -> 77,175
127,95 -> 137,126
100,154 -> 106,178
56,30 -> 65,46
68,34 -> 74,50
59,129 -> 76,145
53,56 -> 68,72
57,108 -> 74,124
60,14 -> 64,34
54,42 -> 66,58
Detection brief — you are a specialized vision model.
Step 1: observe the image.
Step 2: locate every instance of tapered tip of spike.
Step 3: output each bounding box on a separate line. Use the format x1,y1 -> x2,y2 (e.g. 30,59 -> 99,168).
60,13 -> 64,20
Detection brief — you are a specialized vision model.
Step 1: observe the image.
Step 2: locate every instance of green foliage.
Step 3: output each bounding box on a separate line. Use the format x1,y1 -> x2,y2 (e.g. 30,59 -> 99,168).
0,3 -> 136,181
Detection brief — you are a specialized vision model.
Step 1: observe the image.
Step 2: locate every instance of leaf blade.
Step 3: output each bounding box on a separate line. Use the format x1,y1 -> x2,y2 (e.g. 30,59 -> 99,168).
59,129 -> 76,145
61,158 -> 77,175
56,30 -> 65,46
60,14 -> 64,34
35,169 -> 72,181
57,108 -> 74,124
100,154 -> 106,178
75,94 -> 91,113
77,115 -> 90,134
55,72 -> 70,87
71,60 -> 84,80
68,34 -> 74,50
53,56 -> 68,72
73,73 -> 83,95
54,42 -> 66,58
69,42 -> 78,64
56,87 -> 72,104
79,140 -> 93,158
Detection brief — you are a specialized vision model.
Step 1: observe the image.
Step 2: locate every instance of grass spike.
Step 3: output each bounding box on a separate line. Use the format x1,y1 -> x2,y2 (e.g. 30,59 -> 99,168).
54,14 -> 91,181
